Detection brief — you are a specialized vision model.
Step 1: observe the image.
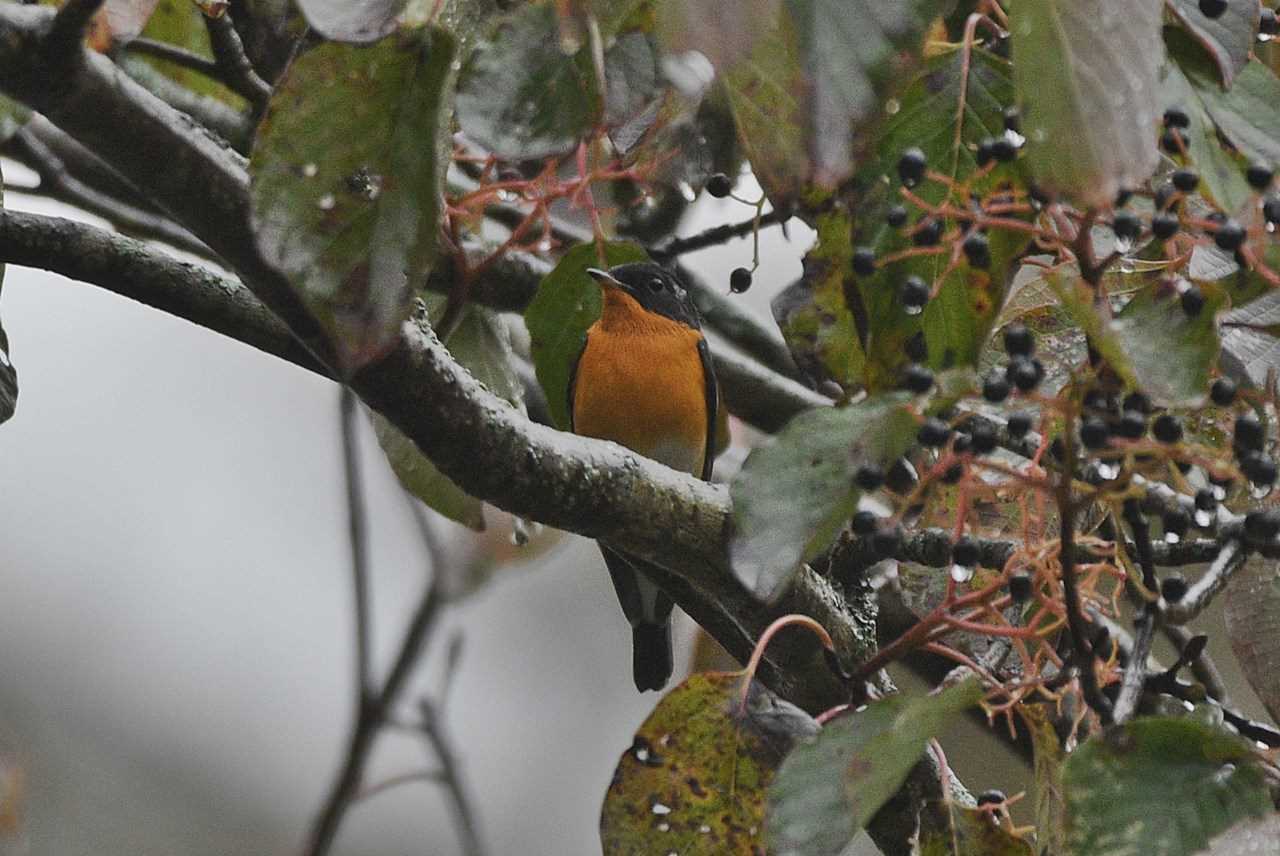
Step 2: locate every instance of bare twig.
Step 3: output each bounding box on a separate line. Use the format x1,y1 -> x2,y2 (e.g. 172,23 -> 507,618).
124,37 -> 220,77
1162,624 -> 1230,703
1161,540 -> 1248,626
205,11 -> 271,108
340,386 -> 374,703
651,205 -> 792,259
418,699 -> 486,856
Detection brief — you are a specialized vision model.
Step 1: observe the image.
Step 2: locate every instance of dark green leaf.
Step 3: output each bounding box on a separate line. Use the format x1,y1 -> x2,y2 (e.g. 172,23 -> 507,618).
1162,30 -> 1252,213
456,3 -> 595,160
296,0 -> 407,43
1063,718 -> 1272,856
524,242 -> 648,430
1110,281 -> 1224,406
729,394 -> 916,600
767,680 -> 982,856
250,29 -> 457,370
1011,0 -> 1162,205
1224,553 -> 1280,727
373,303 -> 524,531
1166,0 -> 1255,86
1190,56 -> 1280,168
0,164 -> 15,427
913,801 -> 1036,856
601,672 -> 818,855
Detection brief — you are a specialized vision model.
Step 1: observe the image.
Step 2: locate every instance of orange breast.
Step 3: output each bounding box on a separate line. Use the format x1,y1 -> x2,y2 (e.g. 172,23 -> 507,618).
573,298 -> 708,476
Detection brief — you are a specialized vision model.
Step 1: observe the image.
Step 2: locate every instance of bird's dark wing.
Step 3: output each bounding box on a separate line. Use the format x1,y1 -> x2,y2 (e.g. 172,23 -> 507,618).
697,335 -> 718,481
567,341 -> 581,432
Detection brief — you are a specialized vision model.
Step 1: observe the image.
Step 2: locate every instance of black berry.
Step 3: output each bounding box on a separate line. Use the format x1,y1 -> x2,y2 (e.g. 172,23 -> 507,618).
730,267 -> 753,293
918,418 -> 952,448
901,275 -> 930,310
1007,356 -> 1043,392
1008,572 -> 1033,602
1123,391 -> 1152,414
1007,412 -> 1033,438
913,218 -> 943,246
1112,210 -> 1142,241
1002,106 -> 1021,134
886,458 -> 919,492
1161,128 -> 1185,155
854,464 -> 885,491
1262,7 -> 1279,36
1172,168 -> 1200,193
1161,574 -> 1189,603
1117,410 -> 1147,439
1214,219 -> 1247,252
886,204 -> 908,227
898,147 -> 927,186
1151,211 -> 1180,240
1163,508 -> 1190,538
1155,181 -> 1179,212
983,374 -> 1011,403
976,137 -> 996,167
1195,488 -> 1218,512
904,332 -> 928,362
852,246 -> 877,276
942,463 -> 965,484
1181,285 -> 1205,317
1163,106 -> 1191,129
977,789 -> 1007,806
1245,508 -> 1280,542
852,509 -> 879,535
706,173 -> 733,198
1265,195 -> 1280,226
1115,188 -> 1133,208
1153,414 -> 1184,443
952,432 -> 973,455
991,137 -> 1017,162
872,526 -> 903,557
963,232 -> 991,268
1080,416 -> 1110,449
1210,377 -> 1237,406
952,536 -> 980,567
1234,413 -> 1265,452
1003,323 -> 1035,357
1199,0 -> 1228,17
904,364 -> 934,394
971,422 -> 997,454
1242,451 -> 1278,486
1247,162 -> 1274,191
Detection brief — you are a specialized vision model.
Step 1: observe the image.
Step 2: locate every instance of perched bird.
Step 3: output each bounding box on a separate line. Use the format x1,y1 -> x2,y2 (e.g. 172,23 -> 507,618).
569,262 -> 718,691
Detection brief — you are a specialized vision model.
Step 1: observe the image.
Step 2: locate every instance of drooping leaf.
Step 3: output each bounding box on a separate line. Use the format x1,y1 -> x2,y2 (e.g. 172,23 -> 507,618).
767,679 -> 982,856
1011,0 -> 1163,206
600,672 -> 818,855
1160,35 -> 1253,213
913,801 -> 1035,856
524,242 -> 648,431
250,30 -> 458,370
1223,553 -> 1280,727
0,164 -> 15,427
296,0 -> 407,44
1183,52 -> 1280,169
1166,0 -> 1255,86
729,394 -> 916,600
1062,717 -> 1272,856
374,303 -> 524,531
1020,704 -> 1067,856
707,0 -> 948,201
455,3 -> 595,160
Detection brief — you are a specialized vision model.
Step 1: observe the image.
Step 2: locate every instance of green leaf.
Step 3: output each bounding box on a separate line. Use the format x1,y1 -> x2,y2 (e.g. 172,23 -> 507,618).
913,801 -> 1036,856
1223,553 -> 1280,728
767,679 -> 982,856
455,3 -> 595,160
250,29 -> 457,370
1166,0 -> 1255,87
373,303 -> 524,531
1109,281 -> 1224,406
1020,704 -> 1067,856
729,394 -> 916,600
1161,29 -> 1252,213
524,242 -> 648,430
1186,55 -> 1280,169
712,0 -> 948,200
1063,718 -> 1272,856
600,672 -> 818,855
1011,0 -> 1162,206
1221,290 -> 1280,386
0,163 -> 15,427
296,0 -> 407,43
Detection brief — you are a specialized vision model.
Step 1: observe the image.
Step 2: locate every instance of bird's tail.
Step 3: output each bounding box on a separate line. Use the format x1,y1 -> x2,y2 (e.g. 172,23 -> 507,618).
631,621 -> 673,692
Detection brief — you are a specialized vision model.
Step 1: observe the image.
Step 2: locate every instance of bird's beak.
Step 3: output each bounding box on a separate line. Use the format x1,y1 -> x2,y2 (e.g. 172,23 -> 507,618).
586,267 -> 624,289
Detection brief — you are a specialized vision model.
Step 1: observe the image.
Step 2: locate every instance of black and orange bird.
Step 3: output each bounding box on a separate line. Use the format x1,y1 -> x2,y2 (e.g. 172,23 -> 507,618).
569,262 -> 718,691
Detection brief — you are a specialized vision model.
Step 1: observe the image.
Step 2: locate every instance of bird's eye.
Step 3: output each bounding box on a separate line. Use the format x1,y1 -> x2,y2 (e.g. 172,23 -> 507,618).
647,277 -> 665,293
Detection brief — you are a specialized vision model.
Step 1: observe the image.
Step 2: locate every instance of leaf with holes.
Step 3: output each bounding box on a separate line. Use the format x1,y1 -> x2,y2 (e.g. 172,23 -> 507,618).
729,393 -> 916,601
1224,553 -> 1280,728
296,0 -> 407,43
524,242 -> 648,431
600,672 -> 818,855
1011,0 -> 1162,206
1166,0 -> 1255,86
768,679 -> 982,856
1063,718 -> 1271,855
250,29 -> 457,370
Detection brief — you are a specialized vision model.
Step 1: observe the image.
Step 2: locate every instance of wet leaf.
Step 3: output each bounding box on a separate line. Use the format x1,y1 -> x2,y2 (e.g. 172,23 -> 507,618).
1167,0 -> 1255,86
0,165 -> 15,427
710,0 -> 947,201
913,801 -> 1035,856
250,29 -> 457,370
296,0 -> 407,43
1011,0 -> 1162,206
729,394 -> 916,600
1184,54 -> 1280,169
768,679 -> 982,855
1063,717 -> 1272,856
1020,704 -> 1067,856
374,303 -> 524,531
600,672 -> 818,855
1109,281 -> 1224,406
1220,290 -> 1280,386
456,3 -> 595,160
1223,553 -> 1280,727
523,242 -> 648,431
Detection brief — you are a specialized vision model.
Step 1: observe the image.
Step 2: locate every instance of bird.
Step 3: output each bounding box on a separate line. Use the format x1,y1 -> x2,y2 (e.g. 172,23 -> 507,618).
568,261 -> 718,691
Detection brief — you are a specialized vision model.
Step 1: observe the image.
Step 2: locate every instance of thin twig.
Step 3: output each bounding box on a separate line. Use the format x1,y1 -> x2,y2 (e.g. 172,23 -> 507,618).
418,699 -> 487,856
205,11 -> 271,107
1161,540 -> 1247,625
1162,624 -> 1230,703
354,770 -> 444,803
341,386 -> 374,703
124,37 -> 219,76
651,205 -> 792,259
